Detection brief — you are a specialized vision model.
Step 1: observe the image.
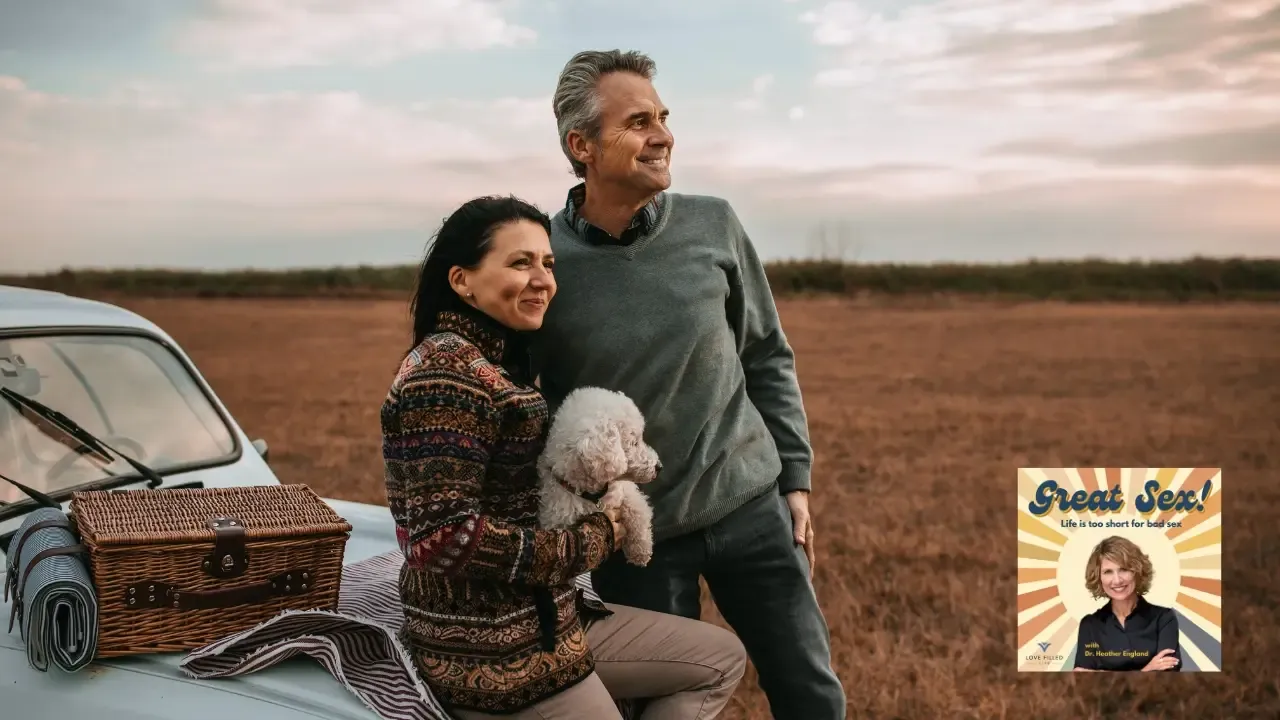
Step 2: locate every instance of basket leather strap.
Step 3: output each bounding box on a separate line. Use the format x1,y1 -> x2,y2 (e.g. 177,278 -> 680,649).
124,568 -> 313,611
204,515 -> 250,579
7,544 -> 88,633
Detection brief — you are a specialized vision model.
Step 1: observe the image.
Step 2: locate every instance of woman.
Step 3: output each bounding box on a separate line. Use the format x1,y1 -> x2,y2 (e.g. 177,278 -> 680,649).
1072,536 -> 1181,672
381,195 -> 748,718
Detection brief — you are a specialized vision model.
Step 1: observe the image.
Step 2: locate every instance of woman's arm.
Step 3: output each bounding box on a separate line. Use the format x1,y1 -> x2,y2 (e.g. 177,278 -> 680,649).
383,370 -> 615,587
1151,608 -> 1182,672
1072,617 -> 1101,670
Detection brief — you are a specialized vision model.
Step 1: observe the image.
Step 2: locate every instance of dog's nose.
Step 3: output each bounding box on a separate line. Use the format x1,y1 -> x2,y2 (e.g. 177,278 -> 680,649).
654,459 -> 663,475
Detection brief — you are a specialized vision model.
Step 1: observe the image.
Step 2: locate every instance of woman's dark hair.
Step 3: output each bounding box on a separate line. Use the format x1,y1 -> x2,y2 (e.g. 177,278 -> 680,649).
408,195 -> 551,354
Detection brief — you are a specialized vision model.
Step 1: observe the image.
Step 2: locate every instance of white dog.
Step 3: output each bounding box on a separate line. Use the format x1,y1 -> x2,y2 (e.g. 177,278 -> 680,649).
537,386 -> 661,566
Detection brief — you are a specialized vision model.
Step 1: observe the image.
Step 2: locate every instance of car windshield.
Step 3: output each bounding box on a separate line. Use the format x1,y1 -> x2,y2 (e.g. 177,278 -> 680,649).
0,331 -> 237,505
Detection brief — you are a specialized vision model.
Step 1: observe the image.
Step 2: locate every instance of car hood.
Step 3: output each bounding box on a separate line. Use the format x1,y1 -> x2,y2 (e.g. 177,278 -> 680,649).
0,498 -> 406,720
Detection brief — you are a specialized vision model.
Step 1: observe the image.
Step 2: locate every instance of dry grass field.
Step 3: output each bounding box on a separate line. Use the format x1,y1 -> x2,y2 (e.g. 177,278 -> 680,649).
108,296 -> 1279,719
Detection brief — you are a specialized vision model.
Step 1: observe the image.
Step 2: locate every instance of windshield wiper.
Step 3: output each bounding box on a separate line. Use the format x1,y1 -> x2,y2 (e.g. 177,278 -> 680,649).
0,469 -> 67,556
0,471 -> 60,509
0,387 -> 165,490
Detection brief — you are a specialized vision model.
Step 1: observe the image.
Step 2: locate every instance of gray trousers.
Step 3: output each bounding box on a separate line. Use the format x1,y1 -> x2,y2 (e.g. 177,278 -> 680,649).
592,484 -> 848,720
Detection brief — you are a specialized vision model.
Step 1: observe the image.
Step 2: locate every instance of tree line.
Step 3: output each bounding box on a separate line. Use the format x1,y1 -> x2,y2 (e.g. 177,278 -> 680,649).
3,257 -> 1278,302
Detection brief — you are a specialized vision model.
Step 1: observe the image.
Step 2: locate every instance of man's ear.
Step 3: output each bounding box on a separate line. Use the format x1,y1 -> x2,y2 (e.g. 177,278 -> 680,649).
566,130 -> 594,167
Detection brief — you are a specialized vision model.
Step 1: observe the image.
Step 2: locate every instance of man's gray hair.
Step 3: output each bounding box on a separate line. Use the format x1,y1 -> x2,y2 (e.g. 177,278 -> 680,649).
553,49 -> 657,179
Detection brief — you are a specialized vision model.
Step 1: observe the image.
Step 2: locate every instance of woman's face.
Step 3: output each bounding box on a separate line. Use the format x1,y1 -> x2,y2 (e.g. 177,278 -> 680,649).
1099,556 -> 1136,601
454,219 -> 556,332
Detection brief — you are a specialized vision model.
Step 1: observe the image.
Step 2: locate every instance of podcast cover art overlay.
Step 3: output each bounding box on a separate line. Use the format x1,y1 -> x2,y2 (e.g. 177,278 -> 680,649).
1016,468 -> 1222,672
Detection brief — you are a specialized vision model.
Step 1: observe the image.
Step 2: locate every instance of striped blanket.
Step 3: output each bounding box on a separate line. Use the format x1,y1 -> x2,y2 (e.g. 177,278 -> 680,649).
4,507 -> 98,673
180,552 -> 613,720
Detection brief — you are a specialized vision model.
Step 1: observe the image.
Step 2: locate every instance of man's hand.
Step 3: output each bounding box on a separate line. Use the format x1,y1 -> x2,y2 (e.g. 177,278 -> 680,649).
785,490 -> 816,575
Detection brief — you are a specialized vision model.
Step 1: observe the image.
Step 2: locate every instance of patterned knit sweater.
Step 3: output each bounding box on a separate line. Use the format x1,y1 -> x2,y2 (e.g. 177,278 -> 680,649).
381,306 -> 616,714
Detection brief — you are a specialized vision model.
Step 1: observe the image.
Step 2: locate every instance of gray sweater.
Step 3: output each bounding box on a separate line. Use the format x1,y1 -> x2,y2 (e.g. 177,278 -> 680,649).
532,191 -> 813,543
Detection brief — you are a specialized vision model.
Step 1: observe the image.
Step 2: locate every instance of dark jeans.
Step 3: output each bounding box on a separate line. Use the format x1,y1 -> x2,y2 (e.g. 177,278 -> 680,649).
591,483 -> 846,720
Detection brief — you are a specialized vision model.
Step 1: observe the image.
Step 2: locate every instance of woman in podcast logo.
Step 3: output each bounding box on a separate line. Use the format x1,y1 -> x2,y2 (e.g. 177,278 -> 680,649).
1071,536 -> 1180,672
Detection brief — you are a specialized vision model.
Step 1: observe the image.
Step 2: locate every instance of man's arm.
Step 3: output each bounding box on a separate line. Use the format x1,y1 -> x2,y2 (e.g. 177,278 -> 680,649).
723,201 -> 814,495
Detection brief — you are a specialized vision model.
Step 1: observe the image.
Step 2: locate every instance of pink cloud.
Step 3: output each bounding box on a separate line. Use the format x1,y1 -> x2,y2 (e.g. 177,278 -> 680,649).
177,0 -> 537,69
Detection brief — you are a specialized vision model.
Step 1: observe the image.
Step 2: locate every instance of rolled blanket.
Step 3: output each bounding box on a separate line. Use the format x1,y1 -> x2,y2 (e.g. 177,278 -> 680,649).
4,507 -> 98,672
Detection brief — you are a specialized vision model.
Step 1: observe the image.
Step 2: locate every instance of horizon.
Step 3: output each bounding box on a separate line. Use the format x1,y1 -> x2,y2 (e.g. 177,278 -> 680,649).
2,0 -> 1278,273
6,253 -> 1274,277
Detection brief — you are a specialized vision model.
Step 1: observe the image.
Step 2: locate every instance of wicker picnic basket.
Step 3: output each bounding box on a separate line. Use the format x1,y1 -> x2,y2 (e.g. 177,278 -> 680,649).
69,484 -> 352,657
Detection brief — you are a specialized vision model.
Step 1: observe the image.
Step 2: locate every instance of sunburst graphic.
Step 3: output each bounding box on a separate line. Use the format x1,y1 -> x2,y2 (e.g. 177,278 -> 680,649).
1016,468 -> 1222,672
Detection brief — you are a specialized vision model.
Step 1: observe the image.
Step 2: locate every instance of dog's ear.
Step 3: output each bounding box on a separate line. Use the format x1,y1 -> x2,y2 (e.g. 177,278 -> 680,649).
564,423 -> 627,489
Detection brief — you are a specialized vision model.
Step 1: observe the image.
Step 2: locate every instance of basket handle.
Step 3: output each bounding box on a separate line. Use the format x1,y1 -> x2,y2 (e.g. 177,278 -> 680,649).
123,569 -> 314,611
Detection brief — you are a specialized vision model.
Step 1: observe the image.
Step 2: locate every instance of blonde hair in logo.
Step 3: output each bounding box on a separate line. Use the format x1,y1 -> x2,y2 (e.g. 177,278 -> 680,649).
1084,535 -> 1154,600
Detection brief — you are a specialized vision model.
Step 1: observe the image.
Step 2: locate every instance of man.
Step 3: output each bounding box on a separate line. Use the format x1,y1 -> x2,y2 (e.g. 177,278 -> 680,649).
532,49 -> 847,719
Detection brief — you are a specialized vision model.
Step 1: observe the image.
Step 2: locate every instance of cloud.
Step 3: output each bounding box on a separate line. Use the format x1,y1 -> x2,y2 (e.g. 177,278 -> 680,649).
798,0 -> 1280,143
989,121 -> 1280,168
733,73 -> 776,110
176,0 -> 537,69
6,0 -> 1280,272
0,77 -> 560,201
4,65 -> 1276,274
0,75 -> 576,270
705,170 -> 1280,261
780,0 -> 1280,246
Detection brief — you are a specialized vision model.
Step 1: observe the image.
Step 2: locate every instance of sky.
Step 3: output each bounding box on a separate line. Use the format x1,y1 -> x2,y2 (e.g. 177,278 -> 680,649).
1,0 -> 1278,272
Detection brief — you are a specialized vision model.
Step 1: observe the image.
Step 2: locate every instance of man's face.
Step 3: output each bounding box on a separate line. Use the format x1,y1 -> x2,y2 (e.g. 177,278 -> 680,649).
573,72 -> 673,194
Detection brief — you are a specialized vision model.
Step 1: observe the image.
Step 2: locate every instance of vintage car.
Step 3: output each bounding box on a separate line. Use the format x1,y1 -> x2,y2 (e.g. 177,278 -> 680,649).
0,284 -> 404,719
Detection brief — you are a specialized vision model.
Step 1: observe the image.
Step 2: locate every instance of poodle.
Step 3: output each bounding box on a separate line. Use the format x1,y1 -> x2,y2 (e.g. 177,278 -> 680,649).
537,386 -> 661,566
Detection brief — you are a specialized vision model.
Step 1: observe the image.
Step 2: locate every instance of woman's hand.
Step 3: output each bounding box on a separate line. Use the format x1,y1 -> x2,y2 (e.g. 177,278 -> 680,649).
604,506 -> 628,544
1142,648 -> 1179,671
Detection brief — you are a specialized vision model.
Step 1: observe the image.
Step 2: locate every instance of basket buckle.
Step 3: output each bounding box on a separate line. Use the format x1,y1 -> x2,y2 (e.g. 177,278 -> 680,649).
202,515 -> 249,579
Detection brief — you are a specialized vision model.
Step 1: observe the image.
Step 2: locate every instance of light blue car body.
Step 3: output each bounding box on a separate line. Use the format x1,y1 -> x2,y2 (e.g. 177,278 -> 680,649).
0,285 -> 403,720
